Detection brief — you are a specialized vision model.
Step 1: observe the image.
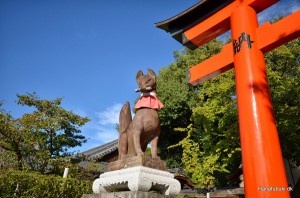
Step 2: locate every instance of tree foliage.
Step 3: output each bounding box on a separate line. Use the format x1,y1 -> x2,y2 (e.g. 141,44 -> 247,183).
0,93 -> 90,172
265,38 -> 300,164
157,37 -> 300,188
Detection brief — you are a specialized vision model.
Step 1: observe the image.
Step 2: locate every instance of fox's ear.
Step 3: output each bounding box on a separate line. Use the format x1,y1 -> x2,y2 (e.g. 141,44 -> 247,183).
136,70 -> 143,82
147,68 -> 156,79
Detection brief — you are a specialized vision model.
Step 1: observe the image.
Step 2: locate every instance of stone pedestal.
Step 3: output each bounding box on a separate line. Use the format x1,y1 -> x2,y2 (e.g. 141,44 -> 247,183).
92,166 -> 181,196
82,191 -> 177,198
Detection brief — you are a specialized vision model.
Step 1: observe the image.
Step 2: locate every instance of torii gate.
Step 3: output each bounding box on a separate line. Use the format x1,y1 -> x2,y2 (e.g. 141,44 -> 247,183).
156,0 -> 300,197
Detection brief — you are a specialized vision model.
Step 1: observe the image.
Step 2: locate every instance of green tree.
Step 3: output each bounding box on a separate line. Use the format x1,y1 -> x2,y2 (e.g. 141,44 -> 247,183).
265,38 -> 300,165
156,39 -> 227,169
171,69 -> 240,188
0,93 -> 90,171
16,93 -> 89,158
0,103 -> 31,170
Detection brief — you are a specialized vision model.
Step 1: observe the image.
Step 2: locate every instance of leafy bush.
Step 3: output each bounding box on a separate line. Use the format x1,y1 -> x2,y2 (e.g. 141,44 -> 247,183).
0,170 -> 92,198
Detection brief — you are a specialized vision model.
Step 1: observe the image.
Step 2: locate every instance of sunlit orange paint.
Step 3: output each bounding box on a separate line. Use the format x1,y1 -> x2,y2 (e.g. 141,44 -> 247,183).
231,6 -> 289,197
182,1 -> 235,47
188,43 -> 234,85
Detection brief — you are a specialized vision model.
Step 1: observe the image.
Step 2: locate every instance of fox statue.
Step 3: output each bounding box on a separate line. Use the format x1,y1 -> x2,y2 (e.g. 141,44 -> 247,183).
118,68 -> 163,160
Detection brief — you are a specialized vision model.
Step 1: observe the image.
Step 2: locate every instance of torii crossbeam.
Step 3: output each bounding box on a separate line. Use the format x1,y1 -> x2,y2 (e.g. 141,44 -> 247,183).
156,0 -> 300,197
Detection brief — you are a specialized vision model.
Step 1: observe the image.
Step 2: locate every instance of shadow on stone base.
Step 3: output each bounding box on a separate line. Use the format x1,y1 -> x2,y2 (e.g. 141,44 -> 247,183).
82,191 -> 177,198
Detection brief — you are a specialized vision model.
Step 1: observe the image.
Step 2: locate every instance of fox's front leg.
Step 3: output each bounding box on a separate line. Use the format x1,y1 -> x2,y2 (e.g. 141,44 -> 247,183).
133,130 -> 144,157
151,135 -> 160,159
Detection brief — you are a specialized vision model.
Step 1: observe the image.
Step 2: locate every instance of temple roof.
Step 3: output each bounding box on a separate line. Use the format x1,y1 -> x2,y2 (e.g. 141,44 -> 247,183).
155,0 -> 233,47
79,139 -> 118,160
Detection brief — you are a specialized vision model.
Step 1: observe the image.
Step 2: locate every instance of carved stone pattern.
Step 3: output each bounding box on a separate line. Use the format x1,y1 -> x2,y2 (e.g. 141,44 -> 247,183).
93,166 -> 181,195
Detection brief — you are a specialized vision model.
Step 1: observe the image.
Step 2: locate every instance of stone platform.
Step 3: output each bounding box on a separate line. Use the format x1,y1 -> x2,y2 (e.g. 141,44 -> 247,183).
82,191 -> 177,198
108,155 -> 166,171
92,166 -> 181,196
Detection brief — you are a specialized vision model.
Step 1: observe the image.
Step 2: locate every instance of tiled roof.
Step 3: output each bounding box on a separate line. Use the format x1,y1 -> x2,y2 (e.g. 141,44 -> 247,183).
155,0 -> 233,49
79,139 -> 118,160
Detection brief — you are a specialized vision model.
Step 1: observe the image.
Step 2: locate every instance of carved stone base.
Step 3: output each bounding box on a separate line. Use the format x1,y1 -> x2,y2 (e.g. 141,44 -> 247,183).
108,156 -> 166,171
92,166 -> 181,196
82,191 -> 177,198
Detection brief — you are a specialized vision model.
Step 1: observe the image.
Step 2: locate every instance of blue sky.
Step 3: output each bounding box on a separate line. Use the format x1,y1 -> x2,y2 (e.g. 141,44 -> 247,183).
1,0 -> 299,153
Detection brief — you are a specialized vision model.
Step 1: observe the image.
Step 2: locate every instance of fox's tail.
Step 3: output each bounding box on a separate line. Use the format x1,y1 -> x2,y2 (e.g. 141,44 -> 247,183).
119,101 -> 132,133
118,101 -> 132,159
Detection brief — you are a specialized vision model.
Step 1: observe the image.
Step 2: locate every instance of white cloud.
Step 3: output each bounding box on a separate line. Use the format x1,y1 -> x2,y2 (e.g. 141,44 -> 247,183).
95,126 -> 119,143
79,118 -> 119,147
82,103 -> 124,145
96,103 -> 123,125
77,102 -> 136,152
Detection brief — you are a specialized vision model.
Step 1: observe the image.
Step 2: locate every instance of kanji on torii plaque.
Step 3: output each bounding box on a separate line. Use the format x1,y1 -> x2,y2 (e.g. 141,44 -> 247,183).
156,0 -> 299,197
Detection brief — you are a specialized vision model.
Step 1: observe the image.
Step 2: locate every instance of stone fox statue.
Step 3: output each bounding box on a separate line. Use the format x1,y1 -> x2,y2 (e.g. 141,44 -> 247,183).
118,68 -> 164,160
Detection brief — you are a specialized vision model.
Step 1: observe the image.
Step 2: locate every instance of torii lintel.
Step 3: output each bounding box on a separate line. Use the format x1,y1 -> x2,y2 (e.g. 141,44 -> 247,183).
187,10 -> 300,85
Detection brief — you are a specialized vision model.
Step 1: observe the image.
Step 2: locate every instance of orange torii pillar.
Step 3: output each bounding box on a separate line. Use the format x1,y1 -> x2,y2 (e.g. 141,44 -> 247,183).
230,6 -> 288,198
156,0 -> 300,197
